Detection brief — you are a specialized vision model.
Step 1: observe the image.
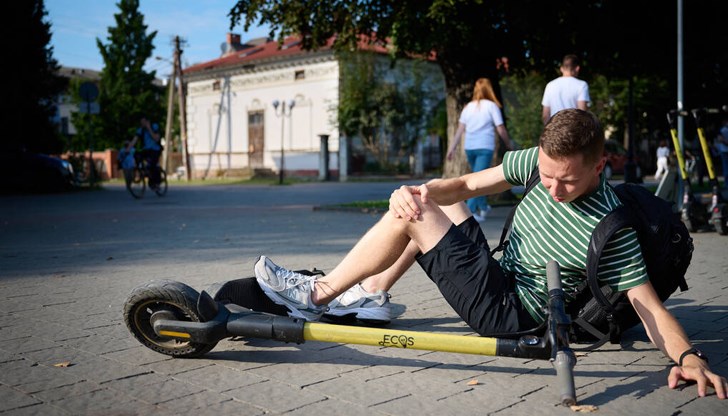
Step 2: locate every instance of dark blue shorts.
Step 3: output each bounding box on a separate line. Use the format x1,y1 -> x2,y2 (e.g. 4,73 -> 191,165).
416,217 -> 538,336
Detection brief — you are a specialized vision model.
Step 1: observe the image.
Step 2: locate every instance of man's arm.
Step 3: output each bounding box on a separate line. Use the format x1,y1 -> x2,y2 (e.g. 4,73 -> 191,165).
389,164 -> 511,220
141,120 -> 161,142
147,124 -> 161,142
627,282 -> 727,398
576,100 -> 588,111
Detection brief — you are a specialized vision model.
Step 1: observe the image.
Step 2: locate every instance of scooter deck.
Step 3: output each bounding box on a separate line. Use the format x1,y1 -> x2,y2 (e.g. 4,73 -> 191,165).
206,276 -> 290,316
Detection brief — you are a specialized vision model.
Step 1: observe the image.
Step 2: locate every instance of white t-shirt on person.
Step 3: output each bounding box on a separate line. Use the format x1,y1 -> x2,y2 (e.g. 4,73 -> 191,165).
541,76 -> 590,118
458,99 -> 503,151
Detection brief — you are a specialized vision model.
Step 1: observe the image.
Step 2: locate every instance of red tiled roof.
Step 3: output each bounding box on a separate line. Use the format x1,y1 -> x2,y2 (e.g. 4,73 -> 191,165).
183,34 -> 391,75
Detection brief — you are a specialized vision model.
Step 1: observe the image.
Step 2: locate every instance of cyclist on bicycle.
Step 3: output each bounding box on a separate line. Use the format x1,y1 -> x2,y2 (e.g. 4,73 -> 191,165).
128,114 -> 162,189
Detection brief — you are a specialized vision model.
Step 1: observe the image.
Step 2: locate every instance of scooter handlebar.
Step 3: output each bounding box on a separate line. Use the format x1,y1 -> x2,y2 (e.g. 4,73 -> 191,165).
546,260 -> 578,406
546,260 -> 562,293
553,350 -> 577,406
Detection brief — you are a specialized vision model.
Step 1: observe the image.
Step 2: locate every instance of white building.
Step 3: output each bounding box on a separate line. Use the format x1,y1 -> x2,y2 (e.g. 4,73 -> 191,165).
54,67 -> 101,136
183,33 -> 445,179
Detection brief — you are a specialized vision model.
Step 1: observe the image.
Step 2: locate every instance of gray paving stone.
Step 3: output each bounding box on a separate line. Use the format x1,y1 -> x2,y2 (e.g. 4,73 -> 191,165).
0,385 -> 42,412
1,184 -> 727,415
50,387 -> 162,415
224,379 -> 328,413
0,402 -> 72,416
28,380 -> 105,403
171,364 -> 268,392
112,377 -> 206,405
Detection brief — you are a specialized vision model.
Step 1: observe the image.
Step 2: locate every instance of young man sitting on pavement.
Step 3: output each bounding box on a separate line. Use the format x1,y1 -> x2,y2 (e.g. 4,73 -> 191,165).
255,109 -> 727,399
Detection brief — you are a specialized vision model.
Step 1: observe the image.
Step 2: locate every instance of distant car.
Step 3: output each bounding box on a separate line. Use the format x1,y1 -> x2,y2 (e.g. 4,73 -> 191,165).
603,139 -> 640,179
0,150 -> 76,193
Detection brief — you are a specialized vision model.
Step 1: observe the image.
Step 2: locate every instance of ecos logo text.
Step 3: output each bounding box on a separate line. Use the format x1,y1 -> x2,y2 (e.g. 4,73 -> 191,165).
379,334 -> 415,348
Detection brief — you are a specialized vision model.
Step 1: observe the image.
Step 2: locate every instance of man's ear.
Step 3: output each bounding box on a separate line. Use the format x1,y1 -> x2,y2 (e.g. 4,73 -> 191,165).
594,156 -> 607,175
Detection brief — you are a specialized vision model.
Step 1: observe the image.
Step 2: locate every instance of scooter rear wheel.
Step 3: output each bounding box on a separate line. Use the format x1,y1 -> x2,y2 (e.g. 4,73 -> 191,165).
123,279 -> 217,358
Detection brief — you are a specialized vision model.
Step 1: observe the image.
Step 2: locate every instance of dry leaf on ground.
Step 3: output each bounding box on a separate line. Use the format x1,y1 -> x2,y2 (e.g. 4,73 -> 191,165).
570,404 -> 598,412
466,379 -> 479,386
53,361 -> 72,368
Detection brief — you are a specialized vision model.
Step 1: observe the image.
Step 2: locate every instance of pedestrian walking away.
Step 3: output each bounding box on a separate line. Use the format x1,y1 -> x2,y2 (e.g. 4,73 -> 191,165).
654,140 -> 670,181
541,54 -> 590,125
446,78 -> 515,222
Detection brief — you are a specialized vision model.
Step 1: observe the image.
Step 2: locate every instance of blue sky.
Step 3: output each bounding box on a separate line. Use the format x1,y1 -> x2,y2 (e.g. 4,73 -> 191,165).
45,0 -> 270,76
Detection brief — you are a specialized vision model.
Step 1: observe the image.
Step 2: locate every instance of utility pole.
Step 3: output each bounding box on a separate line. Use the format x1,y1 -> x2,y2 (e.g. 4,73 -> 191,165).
174,36 -> 192,181
162,54 -> 176,174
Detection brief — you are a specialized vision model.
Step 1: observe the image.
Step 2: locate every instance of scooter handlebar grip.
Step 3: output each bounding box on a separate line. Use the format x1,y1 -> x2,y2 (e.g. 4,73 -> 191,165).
546,260 -> 562,292
553,350 -> 577,406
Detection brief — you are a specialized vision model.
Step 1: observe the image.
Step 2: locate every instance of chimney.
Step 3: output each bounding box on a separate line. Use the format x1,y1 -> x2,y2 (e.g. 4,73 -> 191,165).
222,33 -> 243,56
226,33 -> 241,45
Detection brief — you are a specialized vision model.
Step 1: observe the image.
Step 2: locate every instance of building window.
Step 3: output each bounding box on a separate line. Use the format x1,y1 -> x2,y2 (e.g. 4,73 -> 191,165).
212,80 -> 221,91
295,70 -> 305,80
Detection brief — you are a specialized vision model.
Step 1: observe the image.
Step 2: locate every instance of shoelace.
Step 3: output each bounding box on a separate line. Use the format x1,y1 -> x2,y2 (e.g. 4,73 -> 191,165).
275,268 -> 316,290
274,267 -> 329,312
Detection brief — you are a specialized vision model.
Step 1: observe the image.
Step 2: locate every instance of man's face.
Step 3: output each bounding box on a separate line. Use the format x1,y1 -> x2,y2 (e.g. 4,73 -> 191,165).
538,148 -> 605,203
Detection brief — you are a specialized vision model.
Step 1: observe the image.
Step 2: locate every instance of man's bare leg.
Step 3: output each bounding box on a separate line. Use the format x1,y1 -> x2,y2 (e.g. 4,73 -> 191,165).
312,201 -> 474,305
310,198 -> 456,306
359,202 -> 474,293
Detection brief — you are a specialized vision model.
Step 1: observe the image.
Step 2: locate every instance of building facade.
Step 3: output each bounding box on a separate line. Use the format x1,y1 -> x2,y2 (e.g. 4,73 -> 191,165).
183,34 -> 445,179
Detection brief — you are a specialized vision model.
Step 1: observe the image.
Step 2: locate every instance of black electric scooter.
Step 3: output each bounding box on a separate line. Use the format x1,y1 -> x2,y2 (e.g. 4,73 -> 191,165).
124,260 -> 578,406
690,108 -> 728,235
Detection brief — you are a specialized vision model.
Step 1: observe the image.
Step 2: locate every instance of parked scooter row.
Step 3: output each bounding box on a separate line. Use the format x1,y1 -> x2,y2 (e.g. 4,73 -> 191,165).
666,107 -> 728,235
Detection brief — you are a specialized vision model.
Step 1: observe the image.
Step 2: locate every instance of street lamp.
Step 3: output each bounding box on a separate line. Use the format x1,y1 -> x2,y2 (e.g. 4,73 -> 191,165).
272,99 -> 295,185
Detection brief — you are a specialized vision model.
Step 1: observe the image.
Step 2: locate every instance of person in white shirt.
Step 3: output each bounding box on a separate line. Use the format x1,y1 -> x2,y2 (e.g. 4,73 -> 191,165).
447,78 -> 514,222
654,140 -> 671,181
541,55 -> 591,125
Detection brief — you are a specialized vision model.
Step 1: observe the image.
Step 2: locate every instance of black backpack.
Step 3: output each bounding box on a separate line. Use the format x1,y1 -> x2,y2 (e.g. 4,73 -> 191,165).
494,167 -> 693,349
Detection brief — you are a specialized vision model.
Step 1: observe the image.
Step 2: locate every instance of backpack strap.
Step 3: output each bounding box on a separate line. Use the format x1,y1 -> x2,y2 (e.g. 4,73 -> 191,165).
491,165 -> 541,255
585,203 -> 633,344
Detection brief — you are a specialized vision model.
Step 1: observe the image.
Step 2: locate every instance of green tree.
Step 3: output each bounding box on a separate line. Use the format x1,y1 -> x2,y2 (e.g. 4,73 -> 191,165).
67,78 -> 104,153
91,0 -> 161,150
3,1 -> 65,153
230,0 -> 728,175
229,0 -> 522,176
337,53 -> 439,170
500,71 -> 545,149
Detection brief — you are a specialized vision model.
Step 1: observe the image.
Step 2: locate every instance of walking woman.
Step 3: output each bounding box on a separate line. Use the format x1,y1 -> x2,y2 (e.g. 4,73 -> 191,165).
447,78 -> 515,222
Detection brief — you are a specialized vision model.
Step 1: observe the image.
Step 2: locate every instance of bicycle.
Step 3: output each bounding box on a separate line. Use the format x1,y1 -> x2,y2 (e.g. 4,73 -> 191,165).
123,154 -> 168,199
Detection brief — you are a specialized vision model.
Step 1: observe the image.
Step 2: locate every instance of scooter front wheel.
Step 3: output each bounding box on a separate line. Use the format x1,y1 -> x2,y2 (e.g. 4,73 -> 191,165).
123,279 -> 217,358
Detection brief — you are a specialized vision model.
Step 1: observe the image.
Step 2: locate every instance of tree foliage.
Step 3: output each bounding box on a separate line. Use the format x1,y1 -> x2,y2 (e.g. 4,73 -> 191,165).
337,53 -> 442,170
500,71 -> 545,150
2,1 -> 66,153
230,0 -> 728,175
89,0 -> 161,150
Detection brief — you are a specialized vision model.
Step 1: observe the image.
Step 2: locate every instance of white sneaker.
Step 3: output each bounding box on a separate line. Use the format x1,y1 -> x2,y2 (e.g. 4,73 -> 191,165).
325,283 -> 392,324
254,256 -> 326,321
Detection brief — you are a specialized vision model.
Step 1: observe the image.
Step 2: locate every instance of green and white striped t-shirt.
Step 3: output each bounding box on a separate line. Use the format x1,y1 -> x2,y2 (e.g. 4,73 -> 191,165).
500,147 -> 649,323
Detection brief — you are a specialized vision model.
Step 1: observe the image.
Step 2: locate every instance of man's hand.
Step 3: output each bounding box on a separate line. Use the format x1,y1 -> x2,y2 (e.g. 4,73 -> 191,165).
668,358 -> 727,399
389,184 -> 429,221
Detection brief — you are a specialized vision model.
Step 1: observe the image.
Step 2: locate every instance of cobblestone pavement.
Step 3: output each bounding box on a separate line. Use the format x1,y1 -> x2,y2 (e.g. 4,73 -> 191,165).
1,182 -> 727,415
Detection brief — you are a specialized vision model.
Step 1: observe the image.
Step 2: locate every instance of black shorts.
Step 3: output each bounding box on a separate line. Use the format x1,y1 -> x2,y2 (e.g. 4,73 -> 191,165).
416,217 -> 538,336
